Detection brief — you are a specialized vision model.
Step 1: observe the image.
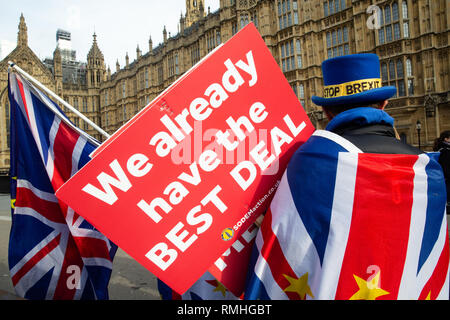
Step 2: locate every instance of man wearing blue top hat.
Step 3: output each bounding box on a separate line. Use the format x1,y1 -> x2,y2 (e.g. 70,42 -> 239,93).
244,53 -> 450,300
310,53 -> 422,154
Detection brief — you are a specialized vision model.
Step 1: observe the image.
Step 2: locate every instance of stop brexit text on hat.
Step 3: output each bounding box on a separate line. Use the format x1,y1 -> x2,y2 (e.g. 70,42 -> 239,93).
55,23 -> 315,294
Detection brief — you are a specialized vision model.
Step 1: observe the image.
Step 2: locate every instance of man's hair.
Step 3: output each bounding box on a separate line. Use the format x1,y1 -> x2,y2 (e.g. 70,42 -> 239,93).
322,101 -> 384,116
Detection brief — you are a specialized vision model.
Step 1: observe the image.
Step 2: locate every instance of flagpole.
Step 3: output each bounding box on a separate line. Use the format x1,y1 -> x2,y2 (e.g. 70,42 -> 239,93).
8,61 -> 111,139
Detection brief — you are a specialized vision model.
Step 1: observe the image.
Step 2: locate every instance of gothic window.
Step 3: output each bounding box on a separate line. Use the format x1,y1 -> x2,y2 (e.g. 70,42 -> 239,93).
383,59 -> 406,97
232,21 -> 238,35
240,13 -> 249,29
104,93 -> 108,108
190,42 -> 200,66
278,0 -> 298,30
169,54 -> 175,76
403,21 -> 409,38
281,40 -> 295,72
158,65 -> 164,84
296,39 -> 302,68
402,1 -> 408,19
326,26 -> 349,58
381,62 -> 388,82
145,68 -> 149,88
168,53 -> 179,77
291,83 -> 297,96
378,1 -> 409,44
73,97 -> 79,110
396,60 -> 406,96
402,1 -> 409,38
406,58 -> 414,95
298,83 -> 305,106
216,30 -> 221,45
82,97 -> 88,112
324,0 -> 346,17
251,11 -> 258,27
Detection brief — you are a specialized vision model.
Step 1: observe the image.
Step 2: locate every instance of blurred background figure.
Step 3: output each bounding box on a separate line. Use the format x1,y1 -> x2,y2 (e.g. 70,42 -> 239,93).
434,131 -> 450,213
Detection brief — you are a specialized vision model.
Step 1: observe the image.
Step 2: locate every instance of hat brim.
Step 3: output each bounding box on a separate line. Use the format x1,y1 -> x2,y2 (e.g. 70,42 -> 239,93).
311,86 -> 397,107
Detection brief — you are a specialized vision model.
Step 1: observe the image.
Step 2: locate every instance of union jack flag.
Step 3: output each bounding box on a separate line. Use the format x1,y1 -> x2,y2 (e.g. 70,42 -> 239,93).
8,71 -> 117,299
245,130 -> 450,300
158,272 -> 240,300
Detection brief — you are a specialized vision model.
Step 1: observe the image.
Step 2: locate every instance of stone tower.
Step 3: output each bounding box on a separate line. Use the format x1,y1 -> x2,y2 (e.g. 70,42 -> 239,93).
53,47 -> 63,95
185,0 -> 205,27
86,33 -> 105,88
17,13 -> 28,47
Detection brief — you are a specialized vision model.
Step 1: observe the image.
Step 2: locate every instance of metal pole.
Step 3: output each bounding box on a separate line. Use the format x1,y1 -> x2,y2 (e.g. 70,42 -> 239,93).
8,61 -> 110,139
416,120 -> 422,149
418,129 -> 421,149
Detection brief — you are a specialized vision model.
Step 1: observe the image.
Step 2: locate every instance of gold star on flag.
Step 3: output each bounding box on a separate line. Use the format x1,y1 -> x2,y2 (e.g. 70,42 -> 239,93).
349,270 -> 389,300
11,199 -> 16,209
205,279 -> 227,298
283,272 -> 314,300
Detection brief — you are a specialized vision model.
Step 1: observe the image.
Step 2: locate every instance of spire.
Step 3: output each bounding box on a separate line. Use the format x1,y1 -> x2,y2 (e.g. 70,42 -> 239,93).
163,26 -> 167,43
149,35 -> 153,53
125,52 -> 129,68
87,32 -> 104,62
17,13 -> 28,47
136,44 -> 141,59
180,12 -> 185,33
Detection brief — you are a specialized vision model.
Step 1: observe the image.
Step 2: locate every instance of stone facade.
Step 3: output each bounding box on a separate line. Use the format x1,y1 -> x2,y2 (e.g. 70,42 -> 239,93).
0,0 -> 449,175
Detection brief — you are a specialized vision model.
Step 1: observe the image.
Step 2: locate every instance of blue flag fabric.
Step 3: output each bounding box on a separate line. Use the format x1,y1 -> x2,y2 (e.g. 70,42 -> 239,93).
158,272 -> 240,300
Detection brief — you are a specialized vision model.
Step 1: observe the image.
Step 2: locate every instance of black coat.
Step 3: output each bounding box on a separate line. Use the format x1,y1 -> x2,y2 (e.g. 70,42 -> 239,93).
331,123 -> 423,155
437,143 -> 450,201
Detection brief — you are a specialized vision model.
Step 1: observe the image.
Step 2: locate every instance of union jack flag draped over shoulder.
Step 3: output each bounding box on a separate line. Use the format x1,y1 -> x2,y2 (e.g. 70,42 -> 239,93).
8,71 -> 117,299
245,130 -> 450,300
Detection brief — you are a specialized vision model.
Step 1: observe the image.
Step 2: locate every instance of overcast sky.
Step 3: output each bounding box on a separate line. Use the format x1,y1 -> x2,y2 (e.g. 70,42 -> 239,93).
0,0 -> 220,69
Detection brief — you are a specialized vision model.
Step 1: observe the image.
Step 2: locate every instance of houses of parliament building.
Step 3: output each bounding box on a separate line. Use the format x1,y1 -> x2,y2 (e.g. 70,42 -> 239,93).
0,0 -> 449,175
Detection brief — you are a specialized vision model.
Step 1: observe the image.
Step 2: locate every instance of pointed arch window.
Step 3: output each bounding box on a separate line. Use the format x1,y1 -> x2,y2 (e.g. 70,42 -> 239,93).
378,1 -> 409,44
383,59 -> 407,97
278,0 -> 299,30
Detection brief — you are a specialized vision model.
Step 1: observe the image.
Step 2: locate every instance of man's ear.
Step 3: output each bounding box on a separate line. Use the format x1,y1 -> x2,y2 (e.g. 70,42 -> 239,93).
322,107 -> 334,121
378,100 -> 388,110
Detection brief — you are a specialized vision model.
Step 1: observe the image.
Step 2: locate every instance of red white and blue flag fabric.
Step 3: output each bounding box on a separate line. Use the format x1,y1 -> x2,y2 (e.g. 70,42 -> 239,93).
158,272 -> 240,300
245,130 -> 449,300
7,71 -> 117,299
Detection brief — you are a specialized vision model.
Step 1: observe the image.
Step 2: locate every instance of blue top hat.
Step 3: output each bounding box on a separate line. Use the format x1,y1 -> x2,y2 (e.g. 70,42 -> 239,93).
311,53 -> 396,107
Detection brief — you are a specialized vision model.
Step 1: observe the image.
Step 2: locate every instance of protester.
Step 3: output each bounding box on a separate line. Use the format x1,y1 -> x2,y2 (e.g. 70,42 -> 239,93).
245,53 -> 449,300
434,130 -> 450,211
311,54 -> 422,154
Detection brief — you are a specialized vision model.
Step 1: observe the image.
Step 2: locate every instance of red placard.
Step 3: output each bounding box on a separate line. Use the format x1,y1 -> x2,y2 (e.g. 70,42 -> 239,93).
55,23 -> 315,295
